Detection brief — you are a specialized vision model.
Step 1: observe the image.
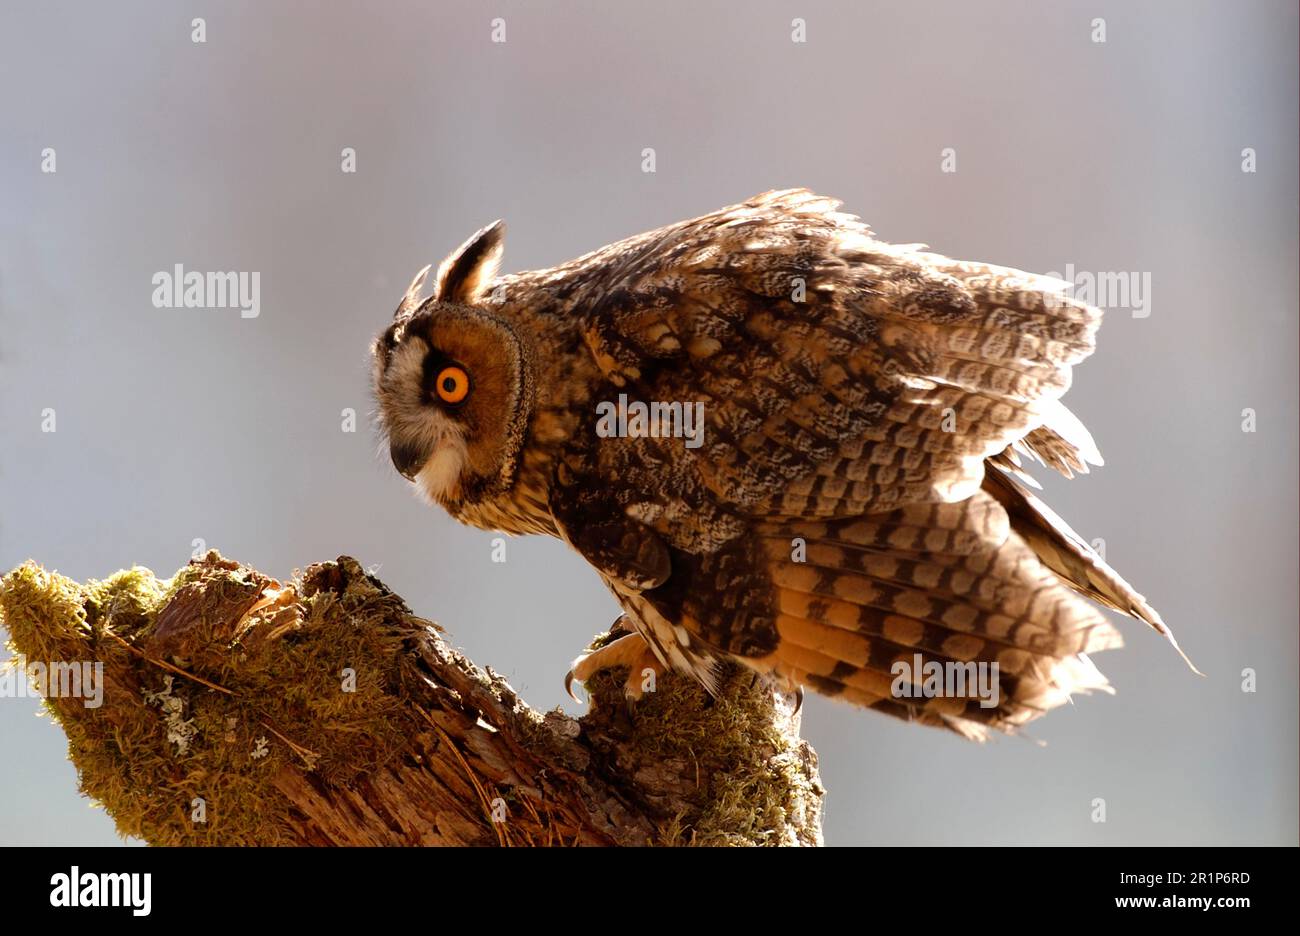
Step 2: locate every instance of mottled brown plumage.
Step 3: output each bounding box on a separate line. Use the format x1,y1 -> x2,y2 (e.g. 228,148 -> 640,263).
372,189 -> 1192,740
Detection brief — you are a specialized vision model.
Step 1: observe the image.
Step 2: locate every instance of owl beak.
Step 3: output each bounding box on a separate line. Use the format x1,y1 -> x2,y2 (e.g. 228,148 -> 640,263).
390,442 -> 426,482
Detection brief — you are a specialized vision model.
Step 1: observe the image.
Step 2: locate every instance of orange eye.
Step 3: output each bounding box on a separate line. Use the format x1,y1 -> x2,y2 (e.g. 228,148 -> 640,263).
434,365 -> 470,405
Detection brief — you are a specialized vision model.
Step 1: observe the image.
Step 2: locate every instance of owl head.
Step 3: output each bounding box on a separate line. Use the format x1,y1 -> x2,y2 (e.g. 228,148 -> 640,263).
371,221 -> 534,509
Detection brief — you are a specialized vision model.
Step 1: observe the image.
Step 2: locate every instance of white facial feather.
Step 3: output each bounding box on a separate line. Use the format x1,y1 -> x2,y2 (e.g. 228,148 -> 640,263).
378,336 -> 471,503
415,428 -> 469,504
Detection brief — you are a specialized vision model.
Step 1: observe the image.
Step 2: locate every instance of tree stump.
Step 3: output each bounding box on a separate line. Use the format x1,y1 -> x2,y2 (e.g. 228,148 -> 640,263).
0,551 -> 824,846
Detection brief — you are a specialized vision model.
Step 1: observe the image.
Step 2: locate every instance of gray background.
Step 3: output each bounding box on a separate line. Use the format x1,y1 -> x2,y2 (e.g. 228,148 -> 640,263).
1,0 -> 1296,846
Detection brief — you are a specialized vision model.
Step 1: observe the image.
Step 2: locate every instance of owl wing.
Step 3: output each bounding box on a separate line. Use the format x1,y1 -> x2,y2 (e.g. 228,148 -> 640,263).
545,189 -> 1181,737
559,189 -> 1097,537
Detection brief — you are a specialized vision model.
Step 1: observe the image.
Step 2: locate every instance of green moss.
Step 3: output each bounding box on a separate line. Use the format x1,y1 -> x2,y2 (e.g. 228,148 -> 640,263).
581,649 -> 822,847
0,550 -> 431,845
0,562 -> 90,662
83,567 -> 166,638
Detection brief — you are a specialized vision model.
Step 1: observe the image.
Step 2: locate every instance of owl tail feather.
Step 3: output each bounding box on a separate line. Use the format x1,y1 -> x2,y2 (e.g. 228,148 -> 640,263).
982,465 -> 1202,676
752,492 -> 1131,740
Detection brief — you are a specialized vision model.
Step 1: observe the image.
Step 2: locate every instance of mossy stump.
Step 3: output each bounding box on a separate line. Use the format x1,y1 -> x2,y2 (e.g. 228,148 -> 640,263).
0,551 -> 824,846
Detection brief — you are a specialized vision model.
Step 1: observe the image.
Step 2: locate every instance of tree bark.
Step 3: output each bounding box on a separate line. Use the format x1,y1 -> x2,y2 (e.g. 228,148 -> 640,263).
0,552 -> 823,846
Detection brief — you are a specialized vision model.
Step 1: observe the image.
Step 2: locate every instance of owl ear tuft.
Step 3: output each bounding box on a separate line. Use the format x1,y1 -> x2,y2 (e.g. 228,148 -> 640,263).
436,220 -> 505,305
394,263 -> 433,320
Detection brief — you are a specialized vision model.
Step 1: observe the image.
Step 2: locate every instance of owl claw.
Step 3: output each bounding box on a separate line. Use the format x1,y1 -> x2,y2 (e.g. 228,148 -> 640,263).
793,685 -> 805,716
566,632 -> 660,707
563,668 -> 584,704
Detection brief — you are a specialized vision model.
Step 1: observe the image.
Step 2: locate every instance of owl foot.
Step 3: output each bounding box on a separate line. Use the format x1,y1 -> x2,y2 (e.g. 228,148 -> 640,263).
565,631 -> 665,704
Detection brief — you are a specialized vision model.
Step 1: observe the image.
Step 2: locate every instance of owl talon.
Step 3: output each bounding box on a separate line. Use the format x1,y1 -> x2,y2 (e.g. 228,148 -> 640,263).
567,631 -> 664,706
609,613 -> 632,636
563,669 -> 583,704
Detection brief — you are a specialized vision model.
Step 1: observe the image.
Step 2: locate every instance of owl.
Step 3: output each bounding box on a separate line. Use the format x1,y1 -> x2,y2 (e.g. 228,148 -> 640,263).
371,189 -> 1194,740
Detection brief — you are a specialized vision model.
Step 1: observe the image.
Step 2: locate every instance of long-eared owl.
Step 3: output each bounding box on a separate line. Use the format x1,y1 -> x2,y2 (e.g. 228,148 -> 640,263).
371,189 -> 1193,740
